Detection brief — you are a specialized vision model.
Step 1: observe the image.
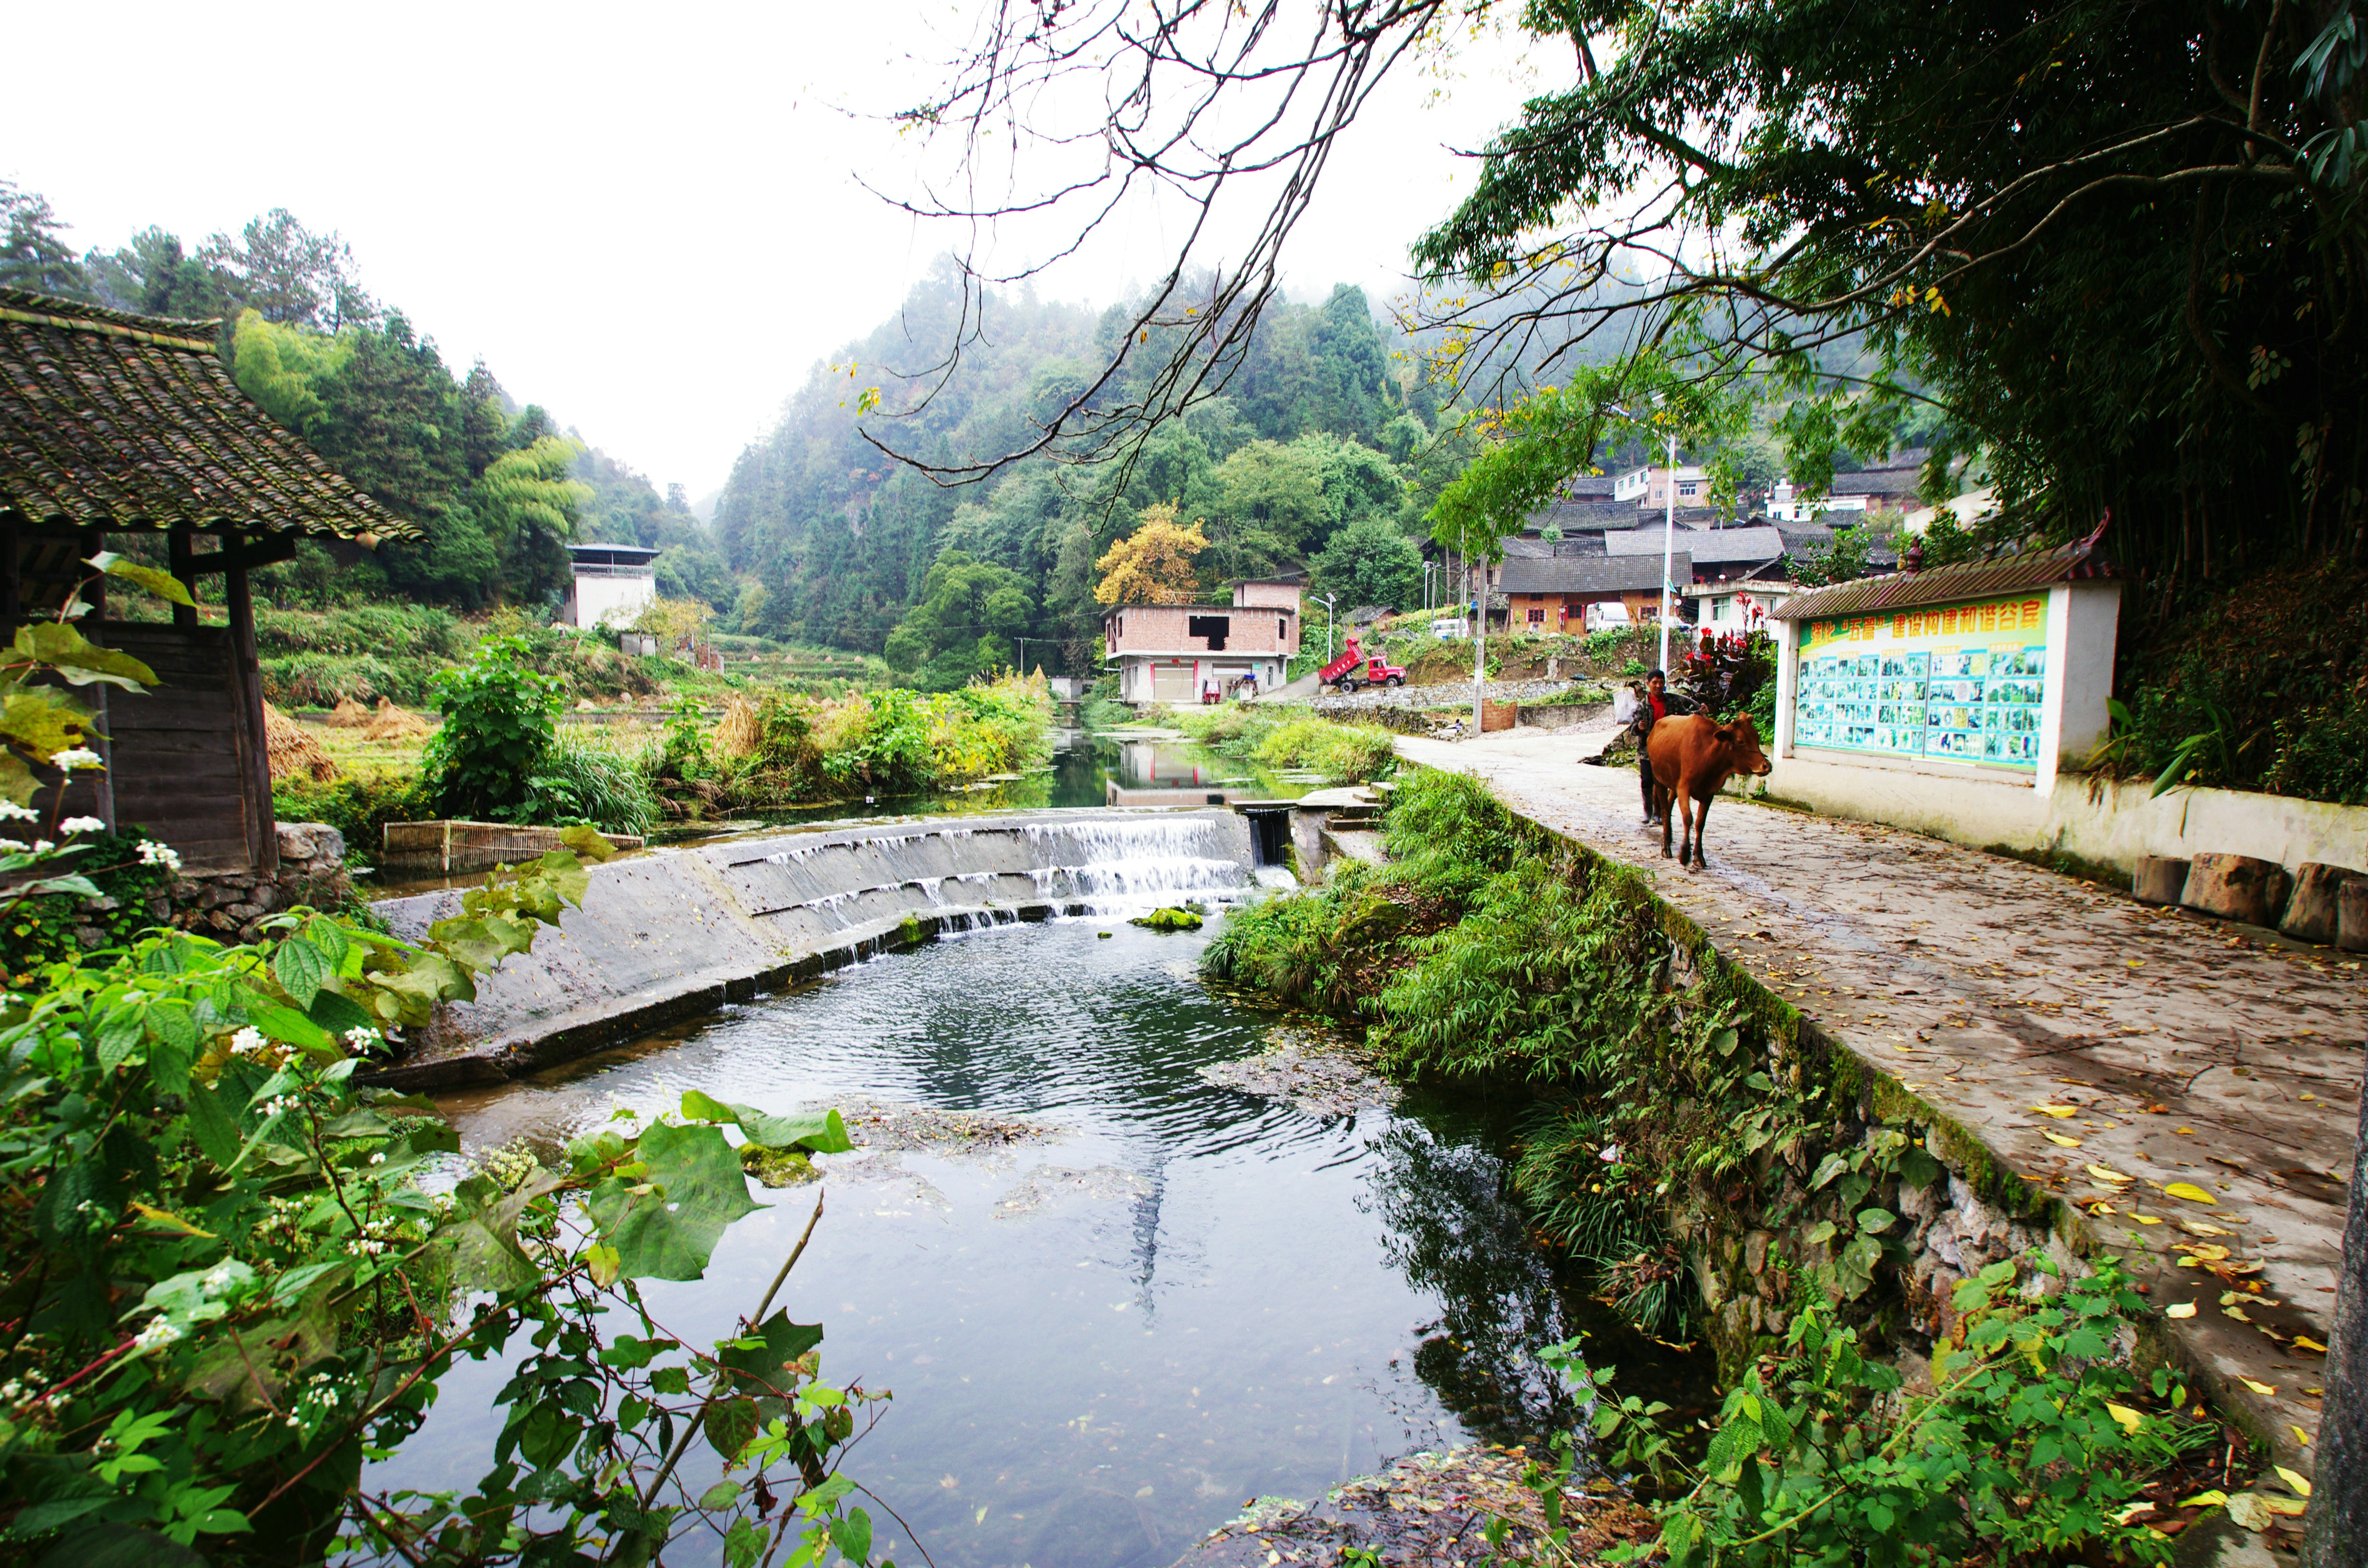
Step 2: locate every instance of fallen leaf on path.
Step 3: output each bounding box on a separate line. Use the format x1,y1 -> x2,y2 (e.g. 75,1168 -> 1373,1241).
2165,1302 -> 2197,1318
2296,1335 -> 2329,1354
2044,1132 -> 2082,1148
2174,1243 -> 2230,1262
2088,1163 -> 2134,1184
2242,1378 -> 2278,1396
2179,1490 -> 2229,1510
2276,1467 -> 2313,1498
2180,1219 -> 2232,1237
2226,1304 -> 2255,1322
2295,1424 -> 2313,1446
2033,1104 -> 2077,1117
2134,1214 -> 2163,1225
2226,1494 -> 2272,1532
2163,1182 -> 2219,1204
2262,1496 -> 2306,1517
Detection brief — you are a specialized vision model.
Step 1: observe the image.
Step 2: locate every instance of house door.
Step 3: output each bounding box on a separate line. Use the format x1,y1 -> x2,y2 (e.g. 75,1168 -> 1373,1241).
1151,663 -> 1196,702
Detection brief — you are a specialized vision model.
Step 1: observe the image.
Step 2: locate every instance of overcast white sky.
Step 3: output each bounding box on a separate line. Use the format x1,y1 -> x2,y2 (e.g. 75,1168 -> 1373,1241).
3,2 -> 1543,501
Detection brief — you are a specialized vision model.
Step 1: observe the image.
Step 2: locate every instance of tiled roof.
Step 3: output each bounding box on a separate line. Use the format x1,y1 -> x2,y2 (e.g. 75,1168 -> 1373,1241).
1504,534 -> 1609,559
1500,553 -> 1690,595
0,287 -> 413,540
1769,535 -> 2118,619
1523,496 -> 1639,533
1603,524 -> 1786,564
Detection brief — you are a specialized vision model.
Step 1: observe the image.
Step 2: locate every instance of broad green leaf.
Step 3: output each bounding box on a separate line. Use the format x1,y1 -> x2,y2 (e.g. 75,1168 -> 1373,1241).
99,557 -> 196,608
305,987 -> 375,1038
146,1000 -> 198,1052
828,1507 -> 873,1564
12,622 -> 159,691
185,1083 -> 242,1169
705,1396 -> 761,1461
1808,1152 -> 1851,1190
558,824 -> 618,862
246,1003 -> 333,1057
699,1481 -> 742,1510
185,1301 -> 337,1408
680,1092 -> 854,1154
1856,1207 -> 1899,1232
0,687 -> 93,759
436,1170 -> 565,1293
302,916 -> 350,971
1896,1146 -> 1942,1187
717,1309 -> 825,1397
0,749 -> 35,806
271,938 -> 329,1008
585,1120 -> 762,1281
94,1006 -> 144,1071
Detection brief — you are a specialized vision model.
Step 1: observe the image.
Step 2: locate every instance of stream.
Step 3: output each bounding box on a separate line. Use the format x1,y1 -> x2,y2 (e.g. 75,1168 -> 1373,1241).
380,829 -> 1711,1568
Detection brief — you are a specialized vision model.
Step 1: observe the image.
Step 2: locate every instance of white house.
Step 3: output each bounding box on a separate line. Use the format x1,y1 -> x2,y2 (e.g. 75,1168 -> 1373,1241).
563,543 -> 659,629
1766,483 -> 1872,523
1103,581 -> 1301,703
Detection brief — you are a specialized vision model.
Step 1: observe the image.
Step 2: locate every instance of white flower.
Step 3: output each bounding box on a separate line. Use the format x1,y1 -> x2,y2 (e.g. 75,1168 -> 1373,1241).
49,748 -> 102,772
200,1264 -> 237,1293
56,816 -> 105,835
344,1026 -> 383,1050
0,801 -> 36,821
133,1318 -> 183,1352
0,840 -> 25,856
230,1027 -> 266,1056
137,841 -> 183,870
31,841 -> 52,854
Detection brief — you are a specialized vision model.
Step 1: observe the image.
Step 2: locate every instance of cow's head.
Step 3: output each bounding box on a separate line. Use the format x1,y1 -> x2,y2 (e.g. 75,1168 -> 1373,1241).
1719,717 -> 1774,775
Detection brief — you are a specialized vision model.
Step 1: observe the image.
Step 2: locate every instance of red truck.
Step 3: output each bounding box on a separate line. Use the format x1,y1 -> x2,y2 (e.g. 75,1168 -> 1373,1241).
1318,636 -> 1406,693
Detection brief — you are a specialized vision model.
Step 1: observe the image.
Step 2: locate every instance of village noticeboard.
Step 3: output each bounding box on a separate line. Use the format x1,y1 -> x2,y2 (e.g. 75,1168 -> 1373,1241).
1792,593 -> 2050,771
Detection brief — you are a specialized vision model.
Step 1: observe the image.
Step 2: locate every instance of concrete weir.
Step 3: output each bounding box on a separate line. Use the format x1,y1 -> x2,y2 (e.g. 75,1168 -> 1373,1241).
366,808 -> 1256,1090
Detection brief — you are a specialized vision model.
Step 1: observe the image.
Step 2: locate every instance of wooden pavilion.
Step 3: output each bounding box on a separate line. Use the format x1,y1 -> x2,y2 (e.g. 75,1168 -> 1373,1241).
0,287 -> 416,874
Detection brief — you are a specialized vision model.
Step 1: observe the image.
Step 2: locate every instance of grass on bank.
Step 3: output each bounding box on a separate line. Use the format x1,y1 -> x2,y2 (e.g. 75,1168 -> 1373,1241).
1168,704 -> 1396,783
1204,768 -> 2240,1567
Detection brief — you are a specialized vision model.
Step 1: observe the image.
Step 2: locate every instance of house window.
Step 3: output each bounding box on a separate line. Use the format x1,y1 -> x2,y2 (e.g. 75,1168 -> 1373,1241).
1678,481 -> 1699,498
1116,616 -> 1125,637
1187,614 -> 1231,650
1277,616 -> 1286,641
1714,596 -> 1732,619
1527,607 -> 1545,624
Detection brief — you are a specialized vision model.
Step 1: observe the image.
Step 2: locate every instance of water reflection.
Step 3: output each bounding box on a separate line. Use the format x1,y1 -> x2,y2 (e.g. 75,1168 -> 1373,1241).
391,915 -> 1709,1568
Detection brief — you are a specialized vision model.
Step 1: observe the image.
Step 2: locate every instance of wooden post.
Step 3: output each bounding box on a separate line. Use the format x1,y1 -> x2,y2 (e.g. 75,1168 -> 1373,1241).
168,527 -> 197,630
222,533 -> 278,877
77,526 -> 113,831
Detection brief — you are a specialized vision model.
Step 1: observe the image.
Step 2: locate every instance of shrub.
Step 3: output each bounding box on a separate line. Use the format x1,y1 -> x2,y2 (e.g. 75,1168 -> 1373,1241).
1248,714 -> 1396,782
421,634 -> 565,819
517,724 -> 660,836
0,828 -> 176,981
272,772 -> 436,860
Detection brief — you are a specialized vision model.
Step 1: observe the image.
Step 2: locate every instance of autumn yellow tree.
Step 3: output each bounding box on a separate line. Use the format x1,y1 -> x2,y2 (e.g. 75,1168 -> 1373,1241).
1092,503 -> 1207,604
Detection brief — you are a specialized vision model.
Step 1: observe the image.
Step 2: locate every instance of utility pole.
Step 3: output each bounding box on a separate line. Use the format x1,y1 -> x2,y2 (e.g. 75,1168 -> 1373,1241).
1470,542 -> 1487,735
1659,426 -> 1678,674
1319,593 -> 1337,663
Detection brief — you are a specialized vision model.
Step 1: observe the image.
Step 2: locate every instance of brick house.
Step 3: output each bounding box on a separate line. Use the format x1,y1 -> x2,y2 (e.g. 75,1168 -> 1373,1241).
1104,580 -> 1302,703
1499,553 -> 1692,631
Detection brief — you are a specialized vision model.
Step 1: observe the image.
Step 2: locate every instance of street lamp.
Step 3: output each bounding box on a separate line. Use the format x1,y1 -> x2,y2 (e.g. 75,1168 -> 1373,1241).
1609,401 -> 1681,675
1319,592 -> 1337,663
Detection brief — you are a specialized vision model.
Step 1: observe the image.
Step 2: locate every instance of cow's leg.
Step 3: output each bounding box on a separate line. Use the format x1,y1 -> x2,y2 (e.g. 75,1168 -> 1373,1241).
1689,790 -> 1714,870
1656,782 -> 1675,858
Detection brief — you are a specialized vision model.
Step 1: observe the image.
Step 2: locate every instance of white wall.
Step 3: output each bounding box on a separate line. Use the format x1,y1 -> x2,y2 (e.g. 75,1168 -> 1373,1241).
1767,578 -> 2367,874
567,572 -> 656,629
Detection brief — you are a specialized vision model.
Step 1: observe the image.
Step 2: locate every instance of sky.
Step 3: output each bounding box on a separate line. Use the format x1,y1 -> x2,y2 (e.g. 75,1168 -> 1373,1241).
2,2 -> 1545,502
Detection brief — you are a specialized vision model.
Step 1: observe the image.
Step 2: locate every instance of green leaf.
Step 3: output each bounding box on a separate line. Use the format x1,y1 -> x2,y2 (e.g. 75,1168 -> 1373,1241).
1802,1219 -> 1837,1247
1896,1146 -> 1942,1188
94,1006 -> 144,1071
305,987 -> 375,1038
12,622 -> 158,691
717,1309 -> 825,1397
558,824 -> 618,862
185,1083 -> 242,1169
1856,1207 -> 1899,1233
436,1170 -> 565,1292
828,1507 -> 873,1564
585,1120 -> 763,1281
99,557 -> 196,608
271,939 -> 329,1008
247,1002 -> 333,1056
302,916 -> 350,972
704,1396 -> 761,1461
699,1481 -> 742,1511
1808,1152 -> 1851,1190
680,1092 -> 854,1154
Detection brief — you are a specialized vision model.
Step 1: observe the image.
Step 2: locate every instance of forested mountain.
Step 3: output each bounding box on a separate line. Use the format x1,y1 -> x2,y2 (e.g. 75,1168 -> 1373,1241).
713,259 -> 1443,678
4,182 -> 1452,674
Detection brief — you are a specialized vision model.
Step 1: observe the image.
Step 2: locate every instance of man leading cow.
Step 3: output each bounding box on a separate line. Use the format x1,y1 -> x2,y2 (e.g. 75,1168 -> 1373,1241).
1632,669 -> 1698,828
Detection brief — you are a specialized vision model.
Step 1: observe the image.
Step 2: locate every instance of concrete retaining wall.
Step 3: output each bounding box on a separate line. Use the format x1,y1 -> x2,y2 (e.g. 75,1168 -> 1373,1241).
1764,760 -> 2368,880
366,808 -> 1255,1090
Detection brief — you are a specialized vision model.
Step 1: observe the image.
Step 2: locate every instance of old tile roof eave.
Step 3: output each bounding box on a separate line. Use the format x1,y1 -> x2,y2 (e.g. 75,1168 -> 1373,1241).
1770,538 -> 2120,619
0,288 -> 419,544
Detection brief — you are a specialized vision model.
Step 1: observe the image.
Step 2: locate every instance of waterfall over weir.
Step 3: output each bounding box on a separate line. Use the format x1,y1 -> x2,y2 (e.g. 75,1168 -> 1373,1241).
366,809 -> 1262,1090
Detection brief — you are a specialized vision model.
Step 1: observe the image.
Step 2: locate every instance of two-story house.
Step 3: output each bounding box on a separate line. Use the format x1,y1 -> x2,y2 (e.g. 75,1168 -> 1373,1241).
1104,581 -> 1301,703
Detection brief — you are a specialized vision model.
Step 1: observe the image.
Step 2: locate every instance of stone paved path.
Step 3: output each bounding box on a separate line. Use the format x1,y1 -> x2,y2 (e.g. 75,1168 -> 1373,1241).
1395,725 -> 2365,1475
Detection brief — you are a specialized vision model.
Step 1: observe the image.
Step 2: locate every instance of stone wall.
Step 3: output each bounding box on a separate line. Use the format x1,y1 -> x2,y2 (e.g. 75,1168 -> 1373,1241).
160,822 -> 354,943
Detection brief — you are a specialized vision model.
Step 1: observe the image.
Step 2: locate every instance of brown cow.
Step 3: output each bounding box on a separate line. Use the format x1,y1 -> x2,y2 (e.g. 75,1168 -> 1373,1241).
1647,714 -> 1772,870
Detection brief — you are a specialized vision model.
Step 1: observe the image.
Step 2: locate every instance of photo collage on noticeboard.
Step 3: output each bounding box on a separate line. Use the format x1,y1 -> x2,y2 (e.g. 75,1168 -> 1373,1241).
1792,595 -> 2049,768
